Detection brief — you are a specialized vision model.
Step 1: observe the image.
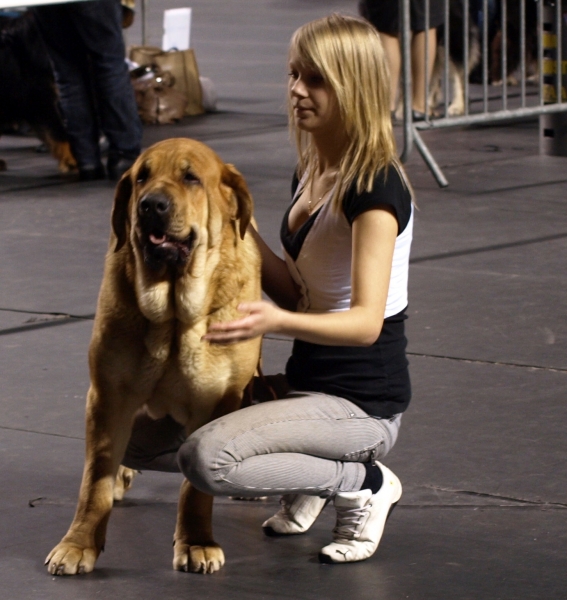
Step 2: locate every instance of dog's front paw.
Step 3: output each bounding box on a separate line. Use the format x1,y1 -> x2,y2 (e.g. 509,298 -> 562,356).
45,542 -> 98,576
173,541 -> 225,574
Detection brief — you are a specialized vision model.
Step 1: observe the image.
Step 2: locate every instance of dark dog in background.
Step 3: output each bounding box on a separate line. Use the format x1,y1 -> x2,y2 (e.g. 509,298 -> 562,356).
490,0 -> 538,86
429,0 -> 481,116
0,11 -> 75,172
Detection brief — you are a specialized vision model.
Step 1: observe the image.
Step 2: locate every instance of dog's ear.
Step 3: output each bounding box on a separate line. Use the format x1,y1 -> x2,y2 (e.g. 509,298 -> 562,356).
111,171 -> 133,252
222,163 -> 253,240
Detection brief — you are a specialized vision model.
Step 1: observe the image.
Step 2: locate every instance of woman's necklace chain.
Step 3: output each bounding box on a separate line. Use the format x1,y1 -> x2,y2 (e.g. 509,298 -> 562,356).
308,195 -> 321,215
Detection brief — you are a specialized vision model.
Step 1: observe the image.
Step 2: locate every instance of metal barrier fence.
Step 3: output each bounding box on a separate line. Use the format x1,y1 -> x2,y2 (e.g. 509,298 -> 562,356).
399,0 -> 567,187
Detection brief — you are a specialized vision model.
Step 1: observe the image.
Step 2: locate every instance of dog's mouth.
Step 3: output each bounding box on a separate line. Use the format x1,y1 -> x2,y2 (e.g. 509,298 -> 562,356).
142,228 -> 196,270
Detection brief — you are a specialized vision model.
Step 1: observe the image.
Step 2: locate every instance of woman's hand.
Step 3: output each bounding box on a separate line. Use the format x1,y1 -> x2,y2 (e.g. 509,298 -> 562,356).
203,206 -> 398,347
202,301 -> 283,344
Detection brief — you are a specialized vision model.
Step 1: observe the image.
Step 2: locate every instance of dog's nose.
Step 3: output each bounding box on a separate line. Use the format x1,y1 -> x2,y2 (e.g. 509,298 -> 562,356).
138,194 -> 170,217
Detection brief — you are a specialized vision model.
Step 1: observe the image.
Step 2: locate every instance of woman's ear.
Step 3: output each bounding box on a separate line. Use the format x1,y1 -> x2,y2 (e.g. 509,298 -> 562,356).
111,171 -> 133,252
222,163 -> 254,239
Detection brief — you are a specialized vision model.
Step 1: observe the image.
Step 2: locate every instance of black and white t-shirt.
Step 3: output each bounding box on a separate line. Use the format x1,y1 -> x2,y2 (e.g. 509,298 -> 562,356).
281,166 -> 413,418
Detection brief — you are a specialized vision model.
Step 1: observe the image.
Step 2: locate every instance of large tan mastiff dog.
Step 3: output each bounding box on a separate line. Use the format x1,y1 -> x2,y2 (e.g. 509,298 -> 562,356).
46,138 -> 261,575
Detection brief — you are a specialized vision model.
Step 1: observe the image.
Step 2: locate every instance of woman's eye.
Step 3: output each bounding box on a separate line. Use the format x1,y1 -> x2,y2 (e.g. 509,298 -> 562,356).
288,70 -> 298,79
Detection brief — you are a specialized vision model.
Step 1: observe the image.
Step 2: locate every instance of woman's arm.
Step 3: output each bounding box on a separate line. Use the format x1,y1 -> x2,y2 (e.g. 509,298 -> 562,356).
248,226 -> 300,311
204,207 -> 398,346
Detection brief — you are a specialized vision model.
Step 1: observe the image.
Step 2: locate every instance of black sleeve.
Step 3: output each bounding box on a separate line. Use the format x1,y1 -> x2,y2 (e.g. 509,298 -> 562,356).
342,166 -> 412,234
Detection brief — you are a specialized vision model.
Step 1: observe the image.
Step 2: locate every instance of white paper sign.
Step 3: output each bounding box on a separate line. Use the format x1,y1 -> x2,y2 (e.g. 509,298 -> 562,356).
162,7 -> 192,51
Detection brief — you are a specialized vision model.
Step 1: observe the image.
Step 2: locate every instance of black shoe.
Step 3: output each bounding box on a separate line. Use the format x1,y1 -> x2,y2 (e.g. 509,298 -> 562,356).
107,155 -> 137,181
411,110 -> 426,122
78,165 -> 106,181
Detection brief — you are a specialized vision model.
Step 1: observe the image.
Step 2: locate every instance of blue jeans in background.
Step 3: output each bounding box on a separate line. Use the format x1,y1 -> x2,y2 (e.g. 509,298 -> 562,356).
33,0 -> 142,171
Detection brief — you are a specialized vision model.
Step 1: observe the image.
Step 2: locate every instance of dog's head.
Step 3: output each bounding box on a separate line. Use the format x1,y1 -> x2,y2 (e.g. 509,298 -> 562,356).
111,138 -> 254,275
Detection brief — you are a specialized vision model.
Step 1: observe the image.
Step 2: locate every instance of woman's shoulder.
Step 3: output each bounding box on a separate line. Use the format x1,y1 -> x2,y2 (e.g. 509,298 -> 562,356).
343,165 -> 412,234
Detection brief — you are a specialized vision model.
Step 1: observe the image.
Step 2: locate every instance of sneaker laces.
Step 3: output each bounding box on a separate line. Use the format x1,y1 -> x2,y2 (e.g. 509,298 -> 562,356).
333,505 -> 368,540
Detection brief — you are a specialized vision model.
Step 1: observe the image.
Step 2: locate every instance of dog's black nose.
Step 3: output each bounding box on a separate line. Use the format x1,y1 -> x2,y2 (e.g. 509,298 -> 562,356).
138,194 -> 170,216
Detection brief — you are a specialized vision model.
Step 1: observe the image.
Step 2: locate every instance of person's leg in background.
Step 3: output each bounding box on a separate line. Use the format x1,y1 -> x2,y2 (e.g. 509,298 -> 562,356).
409,0 -> 444,118
69,0 -> 142,180
378,32 -> 402,113
410,27 -> 437,117
378,27 -> 437,119
361,0 -> 443,119
359,0 -> 401,114
32,4 -> 104,180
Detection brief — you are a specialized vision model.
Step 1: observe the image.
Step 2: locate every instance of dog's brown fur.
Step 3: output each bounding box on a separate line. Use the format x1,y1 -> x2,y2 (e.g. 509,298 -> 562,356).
45,138 -> 261,575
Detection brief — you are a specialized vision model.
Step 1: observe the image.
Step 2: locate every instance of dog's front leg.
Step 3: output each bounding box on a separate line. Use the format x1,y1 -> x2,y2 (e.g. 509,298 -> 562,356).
45,386 -> 135,575
173,479 -> 224,574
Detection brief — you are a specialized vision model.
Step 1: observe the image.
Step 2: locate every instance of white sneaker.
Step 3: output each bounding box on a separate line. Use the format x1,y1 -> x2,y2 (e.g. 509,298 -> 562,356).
262,494 -> 328,536
319,462 -> 402,563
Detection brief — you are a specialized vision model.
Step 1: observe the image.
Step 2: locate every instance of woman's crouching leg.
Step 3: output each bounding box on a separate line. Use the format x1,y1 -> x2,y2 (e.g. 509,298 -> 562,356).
122,409 -> 186,473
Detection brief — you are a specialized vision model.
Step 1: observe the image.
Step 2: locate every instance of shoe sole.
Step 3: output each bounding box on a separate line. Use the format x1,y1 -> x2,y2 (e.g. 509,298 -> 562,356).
317,500 -> 399,564
262,526 -> 303,537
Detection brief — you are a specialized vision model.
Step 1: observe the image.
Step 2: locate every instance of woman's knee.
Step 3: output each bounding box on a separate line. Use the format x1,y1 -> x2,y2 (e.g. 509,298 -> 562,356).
177,425 -> 225,495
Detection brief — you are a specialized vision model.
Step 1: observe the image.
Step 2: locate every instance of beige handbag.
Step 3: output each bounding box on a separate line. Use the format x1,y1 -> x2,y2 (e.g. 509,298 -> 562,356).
129,45 -> 204,116
131,66 -> 188,125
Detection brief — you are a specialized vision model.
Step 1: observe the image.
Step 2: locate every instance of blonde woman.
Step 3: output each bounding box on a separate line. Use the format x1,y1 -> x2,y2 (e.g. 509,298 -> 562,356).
126,14 -> 414,564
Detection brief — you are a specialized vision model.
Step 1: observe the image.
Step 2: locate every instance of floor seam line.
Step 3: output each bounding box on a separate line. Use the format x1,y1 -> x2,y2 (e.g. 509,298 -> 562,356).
0,425 -> 83,440
407,352 -> 567,373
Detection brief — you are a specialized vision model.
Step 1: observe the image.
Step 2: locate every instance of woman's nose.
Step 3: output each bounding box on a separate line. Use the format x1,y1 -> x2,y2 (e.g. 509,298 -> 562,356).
290,78 -> 307,97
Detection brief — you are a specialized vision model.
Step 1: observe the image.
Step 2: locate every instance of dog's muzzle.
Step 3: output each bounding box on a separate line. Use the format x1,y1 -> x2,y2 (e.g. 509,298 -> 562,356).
137,193 -> 196,270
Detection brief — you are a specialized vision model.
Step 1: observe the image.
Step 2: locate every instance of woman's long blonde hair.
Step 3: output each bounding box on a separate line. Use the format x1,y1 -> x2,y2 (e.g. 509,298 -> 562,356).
289,13 -> 406,210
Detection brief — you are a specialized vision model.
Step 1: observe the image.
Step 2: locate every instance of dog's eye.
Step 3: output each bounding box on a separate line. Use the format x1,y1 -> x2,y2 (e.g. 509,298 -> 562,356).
136,167 -> 150,184
183,171 -> 200,185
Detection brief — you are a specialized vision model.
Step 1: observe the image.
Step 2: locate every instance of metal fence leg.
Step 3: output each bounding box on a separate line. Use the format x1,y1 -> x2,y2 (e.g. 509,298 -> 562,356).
400,0 -> 414,163
141,0 -> 148,45
413,127 -> 449,187
399,0 -> 447,186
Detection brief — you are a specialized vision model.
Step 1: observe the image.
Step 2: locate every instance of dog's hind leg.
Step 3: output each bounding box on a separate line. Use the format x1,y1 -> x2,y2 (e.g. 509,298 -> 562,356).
173,480 -> 225,574
37,130 -> 77,173
428,46 -> 444,116
172,388 -> 249,574
113,466 -> 138,502
49,139 -> 77,173
448,61 -> 466,116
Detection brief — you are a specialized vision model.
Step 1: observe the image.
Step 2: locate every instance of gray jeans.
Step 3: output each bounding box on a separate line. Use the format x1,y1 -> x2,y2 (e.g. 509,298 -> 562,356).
123,392 -> 402,499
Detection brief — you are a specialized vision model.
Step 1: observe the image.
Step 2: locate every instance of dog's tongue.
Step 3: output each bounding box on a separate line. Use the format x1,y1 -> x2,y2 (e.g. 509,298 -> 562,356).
149,233 -> 167,245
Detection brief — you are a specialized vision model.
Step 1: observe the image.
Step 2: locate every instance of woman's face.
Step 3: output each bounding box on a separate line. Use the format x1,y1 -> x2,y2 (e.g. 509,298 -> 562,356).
288,48 -> 342,137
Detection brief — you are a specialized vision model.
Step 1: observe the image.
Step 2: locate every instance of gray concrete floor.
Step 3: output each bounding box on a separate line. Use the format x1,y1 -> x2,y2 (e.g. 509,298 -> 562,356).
1,1 -> 566,599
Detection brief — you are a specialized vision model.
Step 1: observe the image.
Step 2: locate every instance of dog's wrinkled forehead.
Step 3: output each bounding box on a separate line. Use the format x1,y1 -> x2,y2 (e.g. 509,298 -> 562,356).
132,141 -> 221,187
